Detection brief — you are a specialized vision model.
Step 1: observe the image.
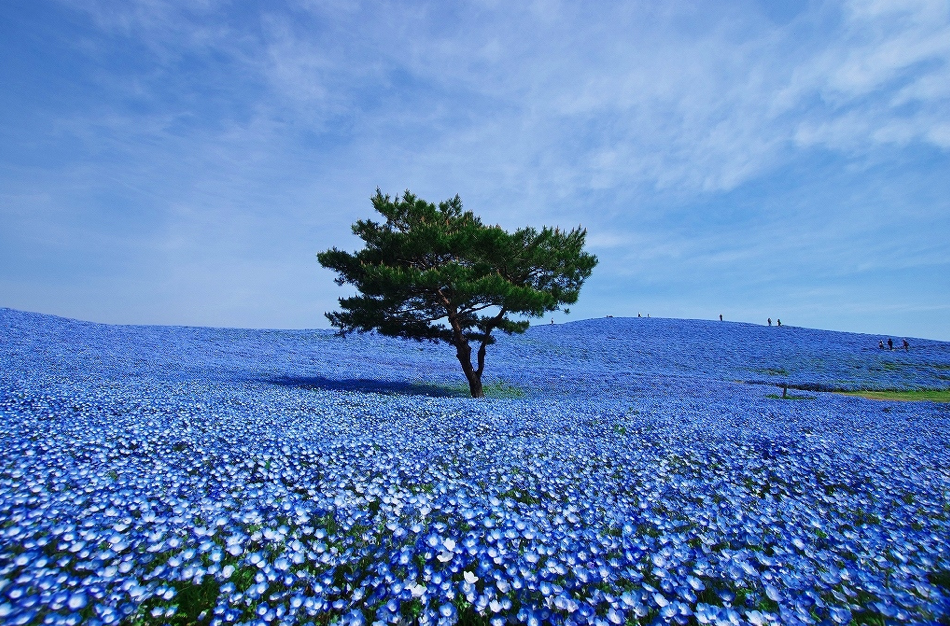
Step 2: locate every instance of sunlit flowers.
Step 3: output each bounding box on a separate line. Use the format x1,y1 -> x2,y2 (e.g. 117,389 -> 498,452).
0,308 -> 948,624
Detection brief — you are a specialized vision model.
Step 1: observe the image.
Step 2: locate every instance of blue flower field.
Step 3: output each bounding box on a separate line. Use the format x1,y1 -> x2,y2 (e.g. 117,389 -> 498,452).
1,308 -> 949,625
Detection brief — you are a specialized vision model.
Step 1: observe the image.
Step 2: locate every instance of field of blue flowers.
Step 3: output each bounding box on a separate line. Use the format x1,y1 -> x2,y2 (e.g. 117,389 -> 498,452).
1,307 -> 949,626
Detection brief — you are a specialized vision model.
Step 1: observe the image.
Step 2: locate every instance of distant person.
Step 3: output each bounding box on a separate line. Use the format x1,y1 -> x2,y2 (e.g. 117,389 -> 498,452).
719,314 -> 723,321
638,313 -> 641,317
550,318 -> 554,325
768,318 -> 772,326
903,339 -> 909,351
888,338 -> 893,350
879,340 -> 885,349
777,319 -> 781,327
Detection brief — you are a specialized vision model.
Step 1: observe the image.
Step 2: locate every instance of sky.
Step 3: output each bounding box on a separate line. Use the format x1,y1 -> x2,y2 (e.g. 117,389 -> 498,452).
1,0 -> 949,340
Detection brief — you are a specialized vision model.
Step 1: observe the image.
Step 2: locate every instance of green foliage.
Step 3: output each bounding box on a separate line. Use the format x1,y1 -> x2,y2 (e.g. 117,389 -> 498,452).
317,189 -> 597,396
929,568 -> 950,590
126,576 -> 221,626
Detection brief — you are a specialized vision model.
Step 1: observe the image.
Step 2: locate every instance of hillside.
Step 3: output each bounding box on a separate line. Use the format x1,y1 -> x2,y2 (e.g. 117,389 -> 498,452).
3,308 -> 949,398
1,308 -> 949,625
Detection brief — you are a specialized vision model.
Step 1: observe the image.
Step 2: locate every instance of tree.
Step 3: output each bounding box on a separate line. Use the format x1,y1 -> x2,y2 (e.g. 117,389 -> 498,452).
317,189 -> 598,398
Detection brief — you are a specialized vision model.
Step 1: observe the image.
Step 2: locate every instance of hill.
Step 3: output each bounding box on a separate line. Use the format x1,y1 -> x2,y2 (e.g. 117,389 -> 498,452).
2,308 -> 948,398
1,307 -> 949,624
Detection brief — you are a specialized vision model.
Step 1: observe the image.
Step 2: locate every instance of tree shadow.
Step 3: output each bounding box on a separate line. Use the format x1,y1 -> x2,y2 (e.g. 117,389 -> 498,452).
263,374 -> 467,397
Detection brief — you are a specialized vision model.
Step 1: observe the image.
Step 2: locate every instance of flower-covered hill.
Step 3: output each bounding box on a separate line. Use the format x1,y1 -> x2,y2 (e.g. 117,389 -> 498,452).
491,317 -> 950,396
1,307 -> 949,626
3,308 -> 948,398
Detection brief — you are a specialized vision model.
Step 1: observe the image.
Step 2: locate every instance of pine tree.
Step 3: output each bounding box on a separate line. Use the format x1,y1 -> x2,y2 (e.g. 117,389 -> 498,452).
317,189 -> 597,397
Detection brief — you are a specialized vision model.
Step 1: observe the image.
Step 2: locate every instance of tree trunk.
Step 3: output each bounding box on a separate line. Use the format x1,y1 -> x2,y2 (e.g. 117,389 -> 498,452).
453,340 -> 484,398
465,370 -> 484,398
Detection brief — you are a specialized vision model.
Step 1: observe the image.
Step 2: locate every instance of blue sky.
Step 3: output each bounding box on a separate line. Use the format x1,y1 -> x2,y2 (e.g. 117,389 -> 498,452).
2,0 -> 949,340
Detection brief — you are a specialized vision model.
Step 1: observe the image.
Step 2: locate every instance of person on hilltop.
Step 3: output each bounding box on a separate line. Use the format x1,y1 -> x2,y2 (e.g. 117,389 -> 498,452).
777,319 -> 782,327
903,339 -> 909,351
719,314 -> 723,321
888,338 -> 893,350
879,340 -> 885,349
768,318 -> 772,326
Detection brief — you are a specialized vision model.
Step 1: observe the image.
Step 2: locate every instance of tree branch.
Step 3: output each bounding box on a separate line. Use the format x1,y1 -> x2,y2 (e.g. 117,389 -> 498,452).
458,302 -> 500,316
475,308 -> 506,378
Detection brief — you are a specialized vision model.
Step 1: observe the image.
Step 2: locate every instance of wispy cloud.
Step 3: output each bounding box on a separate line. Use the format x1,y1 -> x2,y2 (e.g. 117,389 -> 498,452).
0,0 -> 947,338
48,0 -> 950,194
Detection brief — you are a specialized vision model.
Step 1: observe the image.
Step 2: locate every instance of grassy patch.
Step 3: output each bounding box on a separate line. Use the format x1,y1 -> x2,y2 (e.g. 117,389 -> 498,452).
766,393 -> 815,401
436,379 -> 527,399
838,389 -> 950,403
482,380 -> 527,399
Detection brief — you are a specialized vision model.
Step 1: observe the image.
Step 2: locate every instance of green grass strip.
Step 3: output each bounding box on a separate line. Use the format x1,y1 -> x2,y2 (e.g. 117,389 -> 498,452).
838,389 -> 950,403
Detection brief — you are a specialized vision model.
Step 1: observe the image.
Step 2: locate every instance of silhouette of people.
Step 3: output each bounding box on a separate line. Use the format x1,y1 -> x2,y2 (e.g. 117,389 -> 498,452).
550,318 -> 554,325
903,339 -> 909,351
638,313 -> 641,317
768,318 -> 772,326
879,340 -> 885,349
887,338 -> 893,350
719,314 -> 723,321
777,319 -> 781,327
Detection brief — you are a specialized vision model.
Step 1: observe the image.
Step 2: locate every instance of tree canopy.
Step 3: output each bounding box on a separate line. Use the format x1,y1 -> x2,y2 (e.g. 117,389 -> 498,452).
317,189 -> 598,397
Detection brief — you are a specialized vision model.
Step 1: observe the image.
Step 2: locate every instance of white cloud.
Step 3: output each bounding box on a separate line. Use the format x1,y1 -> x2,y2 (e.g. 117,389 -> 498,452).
52,0 -> 950,197
5,0 -> 947,333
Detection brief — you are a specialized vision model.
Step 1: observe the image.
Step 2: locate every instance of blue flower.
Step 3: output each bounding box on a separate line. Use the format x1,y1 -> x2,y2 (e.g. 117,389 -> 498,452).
2,309 -> 949,625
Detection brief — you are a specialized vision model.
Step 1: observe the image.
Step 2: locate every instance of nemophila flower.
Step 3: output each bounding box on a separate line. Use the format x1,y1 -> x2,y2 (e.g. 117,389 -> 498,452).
2,310 -> 950,624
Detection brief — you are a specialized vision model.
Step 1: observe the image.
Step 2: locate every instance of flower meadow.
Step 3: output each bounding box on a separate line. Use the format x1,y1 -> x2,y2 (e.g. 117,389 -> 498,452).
1,308 -> 949,626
